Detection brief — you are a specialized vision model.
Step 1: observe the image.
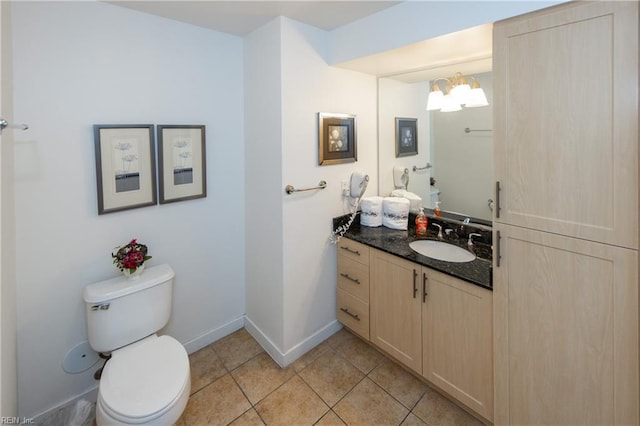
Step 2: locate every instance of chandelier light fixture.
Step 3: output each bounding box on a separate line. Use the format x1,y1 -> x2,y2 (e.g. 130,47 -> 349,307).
426,72 -> 489,112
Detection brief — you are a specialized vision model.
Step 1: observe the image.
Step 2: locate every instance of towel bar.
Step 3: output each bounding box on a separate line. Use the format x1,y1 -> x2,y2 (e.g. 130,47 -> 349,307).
285,180 -> 327,195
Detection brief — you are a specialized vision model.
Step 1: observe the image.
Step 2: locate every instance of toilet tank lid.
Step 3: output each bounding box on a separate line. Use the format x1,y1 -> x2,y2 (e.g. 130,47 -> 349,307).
84,264 -> 175,304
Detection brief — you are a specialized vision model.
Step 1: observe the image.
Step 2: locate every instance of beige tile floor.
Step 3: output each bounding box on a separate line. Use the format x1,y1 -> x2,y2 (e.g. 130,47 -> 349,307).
177,327 -> 484,426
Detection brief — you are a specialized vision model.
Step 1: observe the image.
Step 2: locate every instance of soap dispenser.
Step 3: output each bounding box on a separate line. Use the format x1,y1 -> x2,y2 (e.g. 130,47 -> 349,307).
416,208 -> 428,236
434,201 -> 442,218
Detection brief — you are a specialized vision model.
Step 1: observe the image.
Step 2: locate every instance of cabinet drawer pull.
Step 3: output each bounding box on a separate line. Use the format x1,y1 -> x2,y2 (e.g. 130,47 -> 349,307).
423,273 -> 428,302
413,269 -> 418,298
340,246 -> 361,256
340,272 -> 360,284
340,307 -> 360,321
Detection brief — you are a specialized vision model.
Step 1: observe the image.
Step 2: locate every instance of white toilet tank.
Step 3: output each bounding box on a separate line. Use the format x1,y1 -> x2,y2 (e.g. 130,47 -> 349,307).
84,264 -> 175,353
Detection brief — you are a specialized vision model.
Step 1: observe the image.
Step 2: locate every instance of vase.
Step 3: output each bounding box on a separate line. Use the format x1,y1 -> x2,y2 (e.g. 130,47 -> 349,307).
123,264 -> 145,279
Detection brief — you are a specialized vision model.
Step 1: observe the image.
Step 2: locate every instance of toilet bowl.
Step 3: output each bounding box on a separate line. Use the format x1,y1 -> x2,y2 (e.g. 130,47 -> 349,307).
96,335 -> 190,425
84,264 -> 191,426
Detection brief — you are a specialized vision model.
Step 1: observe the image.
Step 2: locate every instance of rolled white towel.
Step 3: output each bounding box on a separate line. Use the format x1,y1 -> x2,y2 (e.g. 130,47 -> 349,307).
390,189 -> 423,213
382,197 -> 410,230
360,196 -> 383,227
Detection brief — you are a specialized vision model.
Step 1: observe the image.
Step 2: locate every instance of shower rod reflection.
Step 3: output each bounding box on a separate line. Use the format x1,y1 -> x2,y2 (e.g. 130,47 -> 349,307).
464,127 -> 492,133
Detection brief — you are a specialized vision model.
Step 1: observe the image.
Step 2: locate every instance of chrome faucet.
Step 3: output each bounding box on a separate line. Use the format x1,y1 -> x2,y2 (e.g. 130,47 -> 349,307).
432,223 -> 444,240
467,233 -> 482,247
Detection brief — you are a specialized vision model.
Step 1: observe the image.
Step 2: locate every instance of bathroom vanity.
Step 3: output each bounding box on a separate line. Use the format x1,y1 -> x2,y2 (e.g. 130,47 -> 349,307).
335,214 -> 493,422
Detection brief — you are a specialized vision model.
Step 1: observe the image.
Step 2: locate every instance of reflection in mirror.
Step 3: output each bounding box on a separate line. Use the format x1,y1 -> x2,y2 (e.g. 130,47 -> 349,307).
378,78 -> 432,208
431,71 -> 492,221
378,71 -> 493,222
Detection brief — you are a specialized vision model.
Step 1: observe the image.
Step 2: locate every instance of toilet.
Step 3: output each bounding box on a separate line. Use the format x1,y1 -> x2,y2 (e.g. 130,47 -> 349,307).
83,263 -> 191,425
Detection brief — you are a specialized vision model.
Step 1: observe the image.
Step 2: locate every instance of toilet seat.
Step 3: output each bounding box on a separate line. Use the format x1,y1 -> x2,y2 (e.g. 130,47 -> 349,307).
99,335 -> 190,423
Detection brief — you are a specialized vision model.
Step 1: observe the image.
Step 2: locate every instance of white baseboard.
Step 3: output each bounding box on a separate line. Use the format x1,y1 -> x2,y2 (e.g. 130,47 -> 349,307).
244,317 -> 342,367
182,315 -> 245,354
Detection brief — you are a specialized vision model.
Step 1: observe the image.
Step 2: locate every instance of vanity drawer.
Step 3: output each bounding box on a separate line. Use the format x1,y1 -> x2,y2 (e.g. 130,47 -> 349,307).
337,239 -> 370,266
338,255 -> 370,302
337,288 -> 369,340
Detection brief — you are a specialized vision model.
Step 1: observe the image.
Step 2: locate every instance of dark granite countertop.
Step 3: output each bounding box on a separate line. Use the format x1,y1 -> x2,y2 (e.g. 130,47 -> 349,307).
334,213 -> 493,290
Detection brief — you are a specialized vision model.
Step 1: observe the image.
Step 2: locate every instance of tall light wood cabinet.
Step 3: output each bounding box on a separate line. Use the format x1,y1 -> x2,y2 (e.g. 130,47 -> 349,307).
493,2 -> 639,424
370,249 -> 422,373
493,1 -> 638,249
494,224 -> 638,425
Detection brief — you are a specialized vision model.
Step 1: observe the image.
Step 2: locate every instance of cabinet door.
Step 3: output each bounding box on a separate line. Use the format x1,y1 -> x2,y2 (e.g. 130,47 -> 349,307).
494,223 -> 639,425
422,269 -> 493,422
370,249 -> 422,373
493,1 -> 638,249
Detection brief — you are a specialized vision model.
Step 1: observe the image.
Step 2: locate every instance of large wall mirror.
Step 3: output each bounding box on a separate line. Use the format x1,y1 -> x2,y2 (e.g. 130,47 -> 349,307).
375,25 -> 494,222
378,71 -> 493,222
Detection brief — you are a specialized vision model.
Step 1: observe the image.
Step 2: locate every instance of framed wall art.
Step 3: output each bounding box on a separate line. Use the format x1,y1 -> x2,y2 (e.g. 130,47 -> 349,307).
93,124 -> 157,215
395,117 -> 418,157
157,125 -> 207,204
318,112 -> 357,165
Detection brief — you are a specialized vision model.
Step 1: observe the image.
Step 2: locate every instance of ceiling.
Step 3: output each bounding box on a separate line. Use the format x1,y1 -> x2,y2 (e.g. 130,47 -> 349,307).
107,1 -> 402,36
337,23 -> 493,81
107,0 -> 492,81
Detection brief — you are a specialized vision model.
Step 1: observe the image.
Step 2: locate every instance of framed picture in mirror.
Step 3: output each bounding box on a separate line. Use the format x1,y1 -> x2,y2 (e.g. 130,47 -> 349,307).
318,112 -> 357,165
395,117 -> 418,157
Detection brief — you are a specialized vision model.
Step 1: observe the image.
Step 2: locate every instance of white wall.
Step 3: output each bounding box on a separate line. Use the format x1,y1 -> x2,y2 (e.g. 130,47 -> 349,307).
378,78 -> 431,203
280,18 -> 378,353
244,18 -> 285,352
12,2 -> 245,418
244,16 -> 378,362
1,0 -> 18,417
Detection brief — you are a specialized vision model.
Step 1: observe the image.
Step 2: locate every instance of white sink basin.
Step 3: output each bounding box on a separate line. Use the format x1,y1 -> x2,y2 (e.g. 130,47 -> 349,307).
409,240 -> 476,263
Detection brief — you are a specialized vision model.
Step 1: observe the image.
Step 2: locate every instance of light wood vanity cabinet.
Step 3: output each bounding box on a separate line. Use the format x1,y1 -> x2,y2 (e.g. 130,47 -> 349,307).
370,249 -> 423,373
493,2 -> 639,425
336,239 -> 370,340
346,246 -> 493,421
422,268 -> 493,422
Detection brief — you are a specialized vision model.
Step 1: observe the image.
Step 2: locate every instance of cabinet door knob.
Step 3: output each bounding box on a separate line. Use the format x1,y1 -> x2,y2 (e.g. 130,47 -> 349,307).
413,269 -> 418,298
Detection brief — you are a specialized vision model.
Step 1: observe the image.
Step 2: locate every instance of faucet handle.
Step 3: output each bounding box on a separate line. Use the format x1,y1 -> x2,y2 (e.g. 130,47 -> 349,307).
432,223 -> 443,240
467,232 -> 482,246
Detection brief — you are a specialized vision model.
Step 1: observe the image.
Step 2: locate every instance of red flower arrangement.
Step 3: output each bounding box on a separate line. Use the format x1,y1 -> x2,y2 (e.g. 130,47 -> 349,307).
112,239 -> 152,273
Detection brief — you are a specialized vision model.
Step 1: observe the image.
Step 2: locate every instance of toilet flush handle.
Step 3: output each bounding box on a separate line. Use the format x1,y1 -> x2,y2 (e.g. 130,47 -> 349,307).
91,303 -> 110,311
